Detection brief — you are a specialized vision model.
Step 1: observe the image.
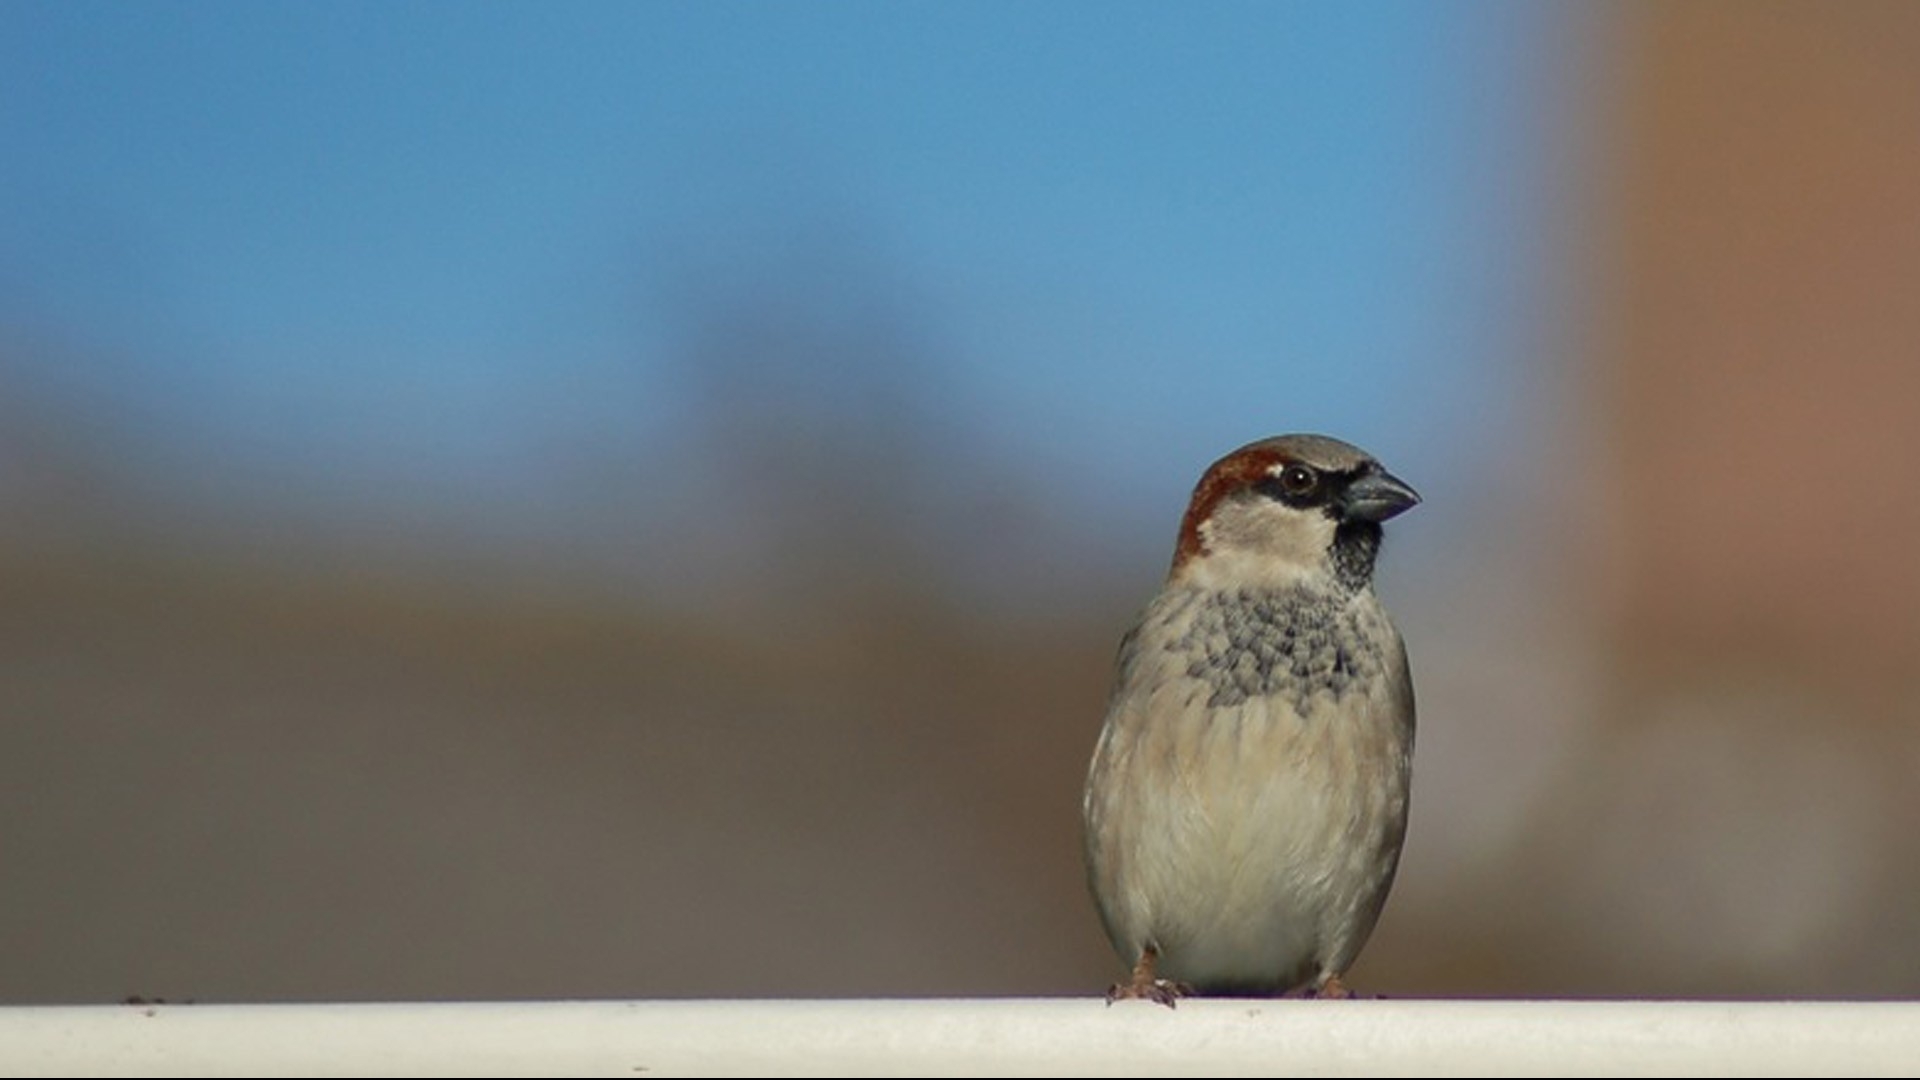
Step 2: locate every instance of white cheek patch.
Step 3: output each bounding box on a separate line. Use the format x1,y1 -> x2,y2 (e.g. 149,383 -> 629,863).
1189,498 -> 1339,591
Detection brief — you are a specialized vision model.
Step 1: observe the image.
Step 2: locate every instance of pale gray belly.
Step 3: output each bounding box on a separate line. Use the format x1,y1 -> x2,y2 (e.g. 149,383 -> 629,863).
1086,684 -> 1411,990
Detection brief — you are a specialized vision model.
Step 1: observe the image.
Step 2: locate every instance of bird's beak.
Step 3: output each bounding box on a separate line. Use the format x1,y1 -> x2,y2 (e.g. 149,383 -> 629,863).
1341,469 -> 1421,523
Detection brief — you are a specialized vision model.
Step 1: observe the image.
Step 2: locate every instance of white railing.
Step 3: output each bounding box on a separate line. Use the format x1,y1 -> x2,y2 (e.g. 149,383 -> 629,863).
3,998 -> 1917,1076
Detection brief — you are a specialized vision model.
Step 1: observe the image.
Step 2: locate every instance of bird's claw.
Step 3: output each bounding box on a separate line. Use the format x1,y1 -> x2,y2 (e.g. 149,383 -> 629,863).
1106,976 -> 1193,1008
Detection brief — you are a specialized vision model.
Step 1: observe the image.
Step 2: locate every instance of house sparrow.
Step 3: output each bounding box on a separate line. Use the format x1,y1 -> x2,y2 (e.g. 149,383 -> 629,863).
1082,434 -> 1420,1005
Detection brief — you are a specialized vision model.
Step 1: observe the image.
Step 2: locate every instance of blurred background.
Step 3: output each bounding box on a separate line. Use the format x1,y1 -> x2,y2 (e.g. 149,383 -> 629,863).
2,1 -> 1916,1003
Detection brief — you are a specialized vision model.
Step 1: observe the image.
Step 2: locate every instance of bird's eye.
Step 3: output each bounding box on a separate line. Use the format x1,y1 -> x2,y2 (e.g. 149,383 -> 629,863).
1278,464 -> 1318,496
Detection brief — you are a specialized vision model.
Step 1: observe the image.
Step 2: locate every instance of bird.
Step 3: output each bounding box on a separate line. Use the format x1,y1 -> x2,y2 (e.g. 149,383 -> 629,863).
1082,433 -> 1421,1006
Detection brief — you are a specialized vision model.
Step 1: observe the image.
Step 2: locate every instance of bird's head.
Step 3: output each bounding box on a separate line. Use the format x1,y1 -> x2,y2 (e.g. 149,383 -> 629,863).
1170,433 -> 1420,592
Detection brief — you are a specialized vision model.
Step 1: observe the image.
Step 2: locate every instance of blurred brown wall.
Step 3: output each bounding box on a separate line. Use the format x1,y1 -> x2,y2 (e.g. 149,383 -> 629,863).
1520,1 -> 1920,997
1607,1 -> 1920,688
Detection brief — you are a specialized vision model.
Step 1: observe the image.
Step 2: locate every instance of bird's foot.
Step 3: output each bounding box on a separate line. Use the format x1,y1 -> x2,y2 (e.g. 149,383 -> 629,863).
1106,975 -> 1193,1008
1299,972 -> 1383,999
1105,946 -> 1192,1008
1305,972 -> 1353,999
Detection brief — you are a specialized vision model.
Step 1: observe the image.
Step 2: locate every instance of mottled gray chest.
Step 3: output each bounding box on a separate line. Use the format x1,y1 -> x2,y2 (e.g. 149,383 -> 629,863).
1168,588 -> 1388,712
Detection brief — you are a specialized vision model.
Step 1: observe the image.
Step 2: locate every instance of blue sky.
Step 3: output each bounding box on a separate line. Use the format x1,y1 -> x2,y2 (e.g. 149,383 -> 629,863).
0,2 -> 1588,559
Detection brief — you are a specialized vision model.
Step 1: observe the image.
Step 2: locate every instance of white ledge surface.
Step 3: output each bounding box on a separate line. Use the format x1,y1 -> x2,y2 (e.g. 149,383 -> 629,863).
3,998 -> 1917,1077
